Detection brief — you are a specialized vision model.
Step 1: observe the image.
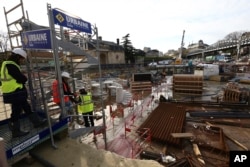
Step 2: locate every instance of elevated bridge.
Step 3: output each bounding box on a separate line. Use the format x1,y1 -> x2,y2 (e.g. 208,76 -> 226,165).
187,37 -> 250,59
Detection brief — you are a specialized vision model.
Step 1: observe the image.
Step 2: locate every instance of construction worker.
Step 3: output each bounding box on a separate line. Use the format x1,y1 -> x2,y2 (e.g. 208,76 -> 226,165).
0,48 -> 47,138
52,71 -> 77,120
77,87 -> 95,127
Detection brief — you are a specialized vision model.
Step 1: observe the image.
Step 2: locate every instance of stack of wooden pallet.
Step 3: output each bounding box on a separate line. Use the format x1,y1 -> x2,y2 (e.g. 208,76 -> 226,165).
130,73 -> 152,92
173,74 -> 203,95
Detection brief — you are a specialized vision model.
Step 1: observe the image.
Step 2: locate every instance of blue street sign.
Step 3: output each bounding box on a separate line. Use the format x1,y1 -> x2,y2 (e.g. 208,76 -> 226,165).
52,8 -> 92,34
21,29 -> 52,49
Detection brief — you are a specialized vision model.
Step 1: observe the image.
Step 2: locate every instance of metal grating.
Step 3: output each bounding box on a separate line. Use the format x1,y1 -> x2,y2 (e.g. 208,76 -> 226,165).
0,116 -> 68,160
137,103 -> 186,145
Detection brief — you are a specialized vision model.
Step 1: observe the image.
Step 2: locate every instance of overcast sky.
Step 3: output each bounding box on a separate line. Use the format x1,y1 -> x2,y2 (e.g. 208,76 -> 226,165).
1,0 -> 250,53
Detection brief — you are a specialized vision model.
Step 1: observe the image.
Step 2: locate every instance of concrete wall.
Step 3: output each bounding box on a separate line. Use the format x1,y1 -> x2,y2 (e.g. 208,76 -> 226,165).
87,50 -> 125,64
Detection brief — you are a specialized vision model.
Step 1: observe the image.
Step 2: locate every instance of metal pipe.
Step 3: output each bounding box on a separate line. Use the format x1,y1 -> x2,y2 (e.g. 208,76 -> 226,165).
46,3 -> 60,150
95,26 -> 107,150
47,3 -> 66,118
41,82 -> 57,149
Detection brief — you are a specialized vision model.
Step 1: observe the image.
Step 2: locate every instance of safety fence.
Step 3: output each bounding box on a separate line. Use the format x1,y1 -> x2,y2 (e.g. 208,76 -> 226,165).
101,82 -> 168,159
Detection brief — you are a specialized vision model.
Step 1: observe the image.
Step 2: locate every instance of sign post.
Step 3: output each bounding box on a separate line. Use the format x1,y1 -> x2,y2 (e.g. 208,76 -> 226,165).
21,29 -> 52,49
47,4 -> 107,150
52,8 -> 92,34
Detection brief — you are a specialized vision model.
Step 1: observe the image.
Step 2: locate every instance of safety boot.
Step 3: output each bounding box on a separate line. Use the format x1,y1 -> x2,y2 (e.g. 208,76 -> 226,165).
9,121 -> 29,138
29,112 -> 47,128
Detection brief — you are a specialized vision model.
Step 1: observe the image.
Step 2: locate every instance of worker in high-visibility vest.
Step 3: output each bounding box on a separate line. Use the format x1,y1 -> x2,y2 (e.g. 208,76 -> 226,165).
77,87 -> 94,127
0,48 -> 46,138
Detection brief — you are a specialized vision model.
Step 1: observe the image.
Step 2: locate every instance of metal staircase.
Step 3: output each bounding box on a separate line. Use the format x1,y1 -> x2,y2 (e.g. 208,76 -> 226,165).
1,0 -> 84,164
4,0 -> 98,65
57,39 -> 98,64
20,19 -> 98,64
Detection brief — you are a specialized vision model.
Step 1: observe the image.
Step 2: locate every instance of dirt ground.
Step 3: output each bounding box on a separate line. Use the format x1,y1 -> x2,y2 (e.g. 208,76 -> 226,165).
6,80 -> 247,167
12,136 -> 163,167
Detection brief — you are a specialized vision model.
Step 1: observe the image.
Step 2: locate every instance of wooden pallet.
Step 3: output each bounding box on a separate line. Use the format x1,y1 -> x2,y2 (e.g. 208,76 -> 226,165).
130,81 -> 152,92
173,74 -> 203,95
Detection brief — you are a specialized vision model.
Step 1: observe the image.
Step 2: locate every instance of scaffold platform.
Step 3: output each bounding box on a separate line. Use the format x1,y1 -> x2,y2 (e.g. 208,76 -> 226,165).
0,116 -> 68,162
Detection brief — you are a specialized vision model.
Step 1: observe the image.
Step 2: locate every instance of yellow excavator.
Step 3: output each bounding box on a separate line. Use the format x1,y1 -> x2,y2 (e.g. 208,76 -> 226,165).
175,30 -> 185,65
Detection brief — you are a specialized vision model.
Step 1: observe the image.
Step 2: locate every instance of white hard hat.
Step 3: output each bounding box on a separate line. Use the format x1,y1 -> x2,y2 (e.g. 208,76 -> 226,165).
80,87 -> 85,90
12,48 -> 27,59
61,71 -> 71,78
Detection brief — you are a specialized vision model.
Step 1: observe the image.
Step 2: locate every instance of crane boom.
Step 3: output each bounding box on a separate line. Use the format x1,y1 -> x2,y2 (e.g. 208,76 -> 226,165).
179,30 -> 185,59
175,30 -> 185,64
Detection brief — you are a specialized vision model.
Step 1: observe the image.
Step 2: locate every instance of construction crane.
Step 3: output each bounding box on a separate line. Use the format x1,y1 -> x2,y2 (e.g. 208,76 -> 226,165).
175,30 -> 185,65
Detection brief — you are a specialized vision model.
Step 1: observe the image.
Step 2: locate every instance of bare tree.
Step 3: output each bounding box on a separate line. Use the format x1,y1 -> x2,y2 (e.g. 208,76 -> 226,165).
224,31 -> 245,41
241,32 -> 250,40
0,32 -> 9,52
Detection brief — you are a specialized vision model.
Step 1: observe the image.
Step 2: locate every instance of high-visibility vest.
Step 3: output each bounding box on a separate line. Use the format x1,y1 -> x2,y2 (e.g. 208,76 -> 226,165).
52,80 -> 69,103
77,92 -> 94,114
0,61 -> 23,93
